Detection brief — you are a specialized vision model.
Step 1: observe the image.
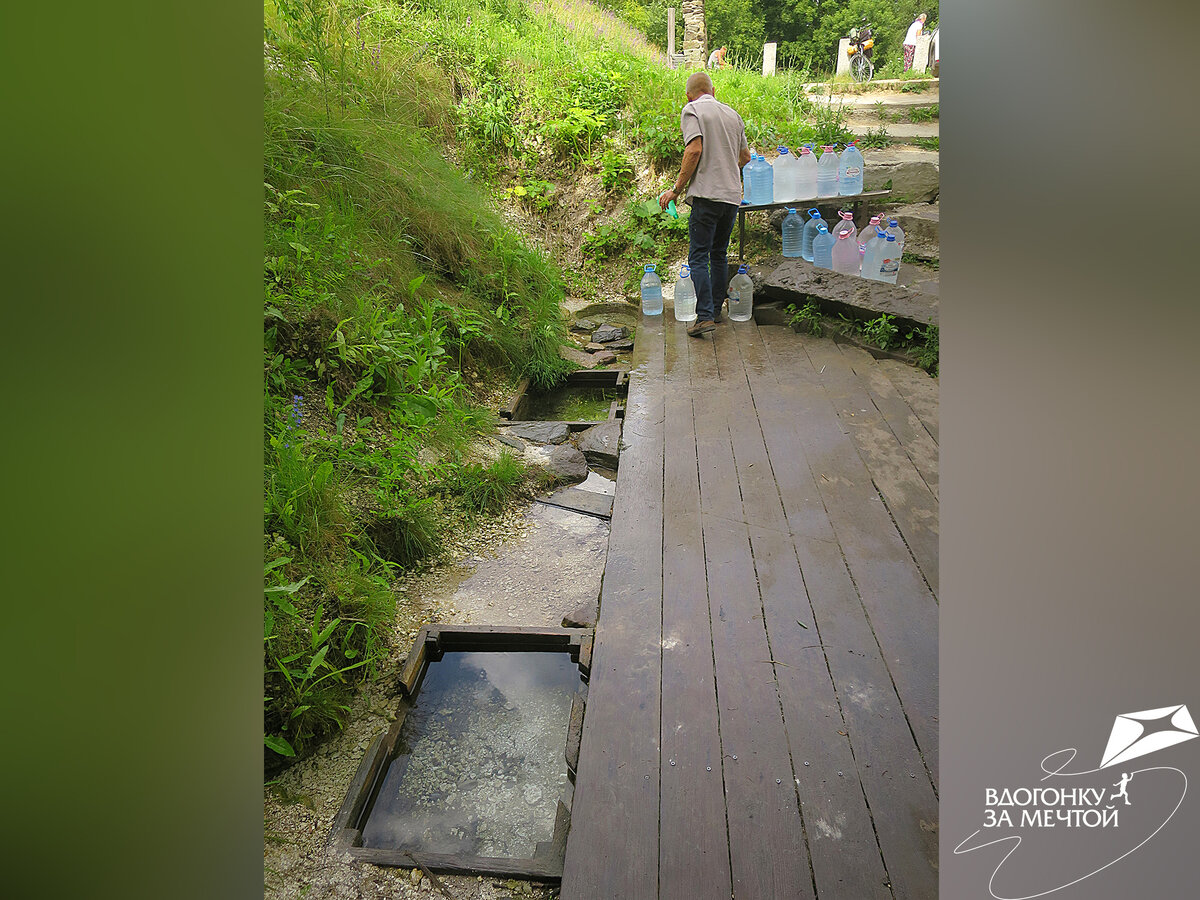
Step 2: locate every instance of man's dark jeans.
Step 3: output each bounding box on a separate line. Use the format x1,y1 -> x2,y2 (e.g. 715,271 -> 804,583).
687,196 -> 739,323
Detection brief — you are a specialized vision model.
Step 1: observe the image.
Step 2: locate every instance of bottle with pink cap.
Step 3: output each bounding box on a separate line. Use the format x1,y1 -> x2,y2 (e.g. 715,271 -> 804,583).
831,209 -> 856,240
831,228 -> 861,275
795,145 -> 818,200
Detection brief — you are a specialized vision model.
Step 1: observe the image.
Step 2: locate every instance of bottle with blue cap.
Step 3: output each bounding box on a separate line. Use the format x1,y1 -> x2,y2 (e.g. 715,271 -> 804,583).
751,152 -> 774,205
812,223 -> 835,270
640,264 -> 663,315
862,228 -> 888,281
774,146 -> 798,202
728,265 -> 754,321
742,153 -> 755,204
674,264 -> 697,322
801,208 -> 827,262
878,233 -> 900,283
838,140 -> 865,196
782,208 -> 805,258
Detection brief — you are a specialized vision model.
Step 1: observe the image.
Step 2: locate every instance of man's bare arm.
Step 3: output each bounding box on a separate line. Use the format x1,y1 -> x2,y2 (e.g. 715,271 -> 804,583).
660,137 -> 703,210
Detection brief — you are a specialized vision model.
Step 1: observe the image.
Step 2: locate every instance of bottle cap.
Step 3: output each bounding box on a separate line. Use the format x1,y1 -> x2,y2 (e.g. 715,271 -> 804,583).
645,264 -> 656,272
876,228 -> 887,237
680,264 -> 691,275
738,265 -> 748,274
800,146 -> 811,154
837,230 -> 852,238
808,208 -> 821,217
785,207 -> 796,214
777,146 -> 788,154
817,223 -> 828,233
841,210 -> 853,218
885,234 -> 895,241
889,219 -> 898,226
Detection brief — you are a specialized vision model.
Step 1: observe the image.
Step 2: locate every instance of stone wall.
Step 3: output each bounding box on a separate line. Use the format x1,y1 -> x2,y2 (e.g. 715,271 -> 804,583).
682,0 -> 706,68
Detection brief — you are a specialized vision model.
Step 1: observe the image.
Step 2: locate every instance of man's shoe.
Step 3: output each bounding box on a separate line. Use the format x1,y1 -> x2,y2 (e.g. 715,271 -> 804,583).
687,319 -> 716,337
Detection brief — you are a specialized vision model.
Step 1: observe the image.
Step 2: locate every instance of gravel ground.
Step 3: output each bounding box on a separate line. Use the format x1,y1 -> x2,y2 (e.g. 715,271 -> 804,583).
265,478 -> 611,899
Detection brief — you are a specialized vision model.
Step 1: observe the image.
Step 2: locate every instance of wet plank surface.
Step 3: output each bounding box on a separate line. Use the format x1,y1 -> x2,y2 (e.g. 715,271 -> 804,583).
561,318 -> 939,899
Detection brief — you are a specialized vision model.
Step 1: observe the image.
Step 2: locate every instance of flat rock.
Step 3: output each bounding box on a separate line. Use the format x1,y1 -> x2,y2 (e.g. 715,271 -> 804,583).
863,148 -> 939,202
608,339 -> 634,351
585,342 -> 607,352
592,350 -> 618,366
504,421 -> 570,444
560,346 -> 599,368
591,325 -> 629,344
561,599 -> 599,629
763,258 -> 938,328
569,318 -> 598,334
497,432 -> 525,451
576,421 -> 622,469
524,444 -> 588,487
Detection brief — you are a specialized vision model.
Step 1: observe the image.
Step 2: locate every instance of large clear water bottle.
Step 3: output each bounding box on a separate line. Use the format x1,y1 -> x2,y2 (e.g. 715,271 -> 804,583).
728,265 -> 755,321
816,145 -> 839,197
838,140 -> 865,196
886,218 -> 906,258
640,264 -> 663,315
831,229 -> 861,275
742,154 -> 755,204
862,228 -> 888,281
801,208 -> 827,262
674,264 -> 697,322
858,215 -> 881,254
831,209 -> 856,240
796,146 -> 818,200
878,234 -> 900,284
812,224 -> 834,270
782,208 -> 805,258
751,153 -> 774,205
773,147 -> 796,202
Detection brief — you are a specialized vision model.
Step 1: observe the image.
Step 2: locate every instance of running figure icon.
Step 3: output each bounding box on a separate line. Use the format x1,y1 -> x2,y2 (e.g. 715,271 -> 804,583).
1111,772 -> 1133,806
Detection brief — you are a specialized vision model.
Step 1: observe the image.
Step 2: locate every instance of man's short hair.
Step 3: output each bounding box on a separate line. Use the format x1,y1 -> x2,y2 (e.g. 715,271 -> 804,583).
686,72 -> 714,98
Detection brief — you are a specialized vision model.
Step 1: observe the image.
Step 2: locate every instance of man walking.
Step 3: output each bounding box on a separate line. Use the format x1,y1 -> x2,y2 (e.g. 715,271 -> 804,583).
658,72 -> 751,337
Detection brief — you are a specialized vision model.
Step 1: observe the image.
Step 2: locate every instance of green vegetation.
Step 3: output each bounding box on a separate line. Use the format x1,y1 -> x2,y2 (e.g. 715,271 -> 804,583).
786,303 -> 938,374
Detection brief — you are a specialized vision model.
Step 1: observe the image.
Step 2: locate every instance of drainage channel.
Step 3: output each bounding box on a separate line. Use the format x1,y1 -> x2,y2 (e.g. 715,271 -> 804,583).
325,373 -> 627,887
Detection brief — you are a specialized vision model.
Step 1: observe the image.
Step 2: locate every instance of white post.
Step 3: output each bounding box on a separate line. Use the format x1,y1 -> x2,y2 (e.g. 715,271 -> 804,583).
762,42 -> 777,77
835,38 -> 852,76
667,8 -> 675,65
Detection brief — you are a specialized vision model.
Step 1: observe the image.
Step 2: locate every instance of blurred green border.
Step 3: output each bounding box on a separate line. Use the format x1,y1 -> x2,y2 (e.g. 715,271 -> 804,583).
1,2 -> 261,898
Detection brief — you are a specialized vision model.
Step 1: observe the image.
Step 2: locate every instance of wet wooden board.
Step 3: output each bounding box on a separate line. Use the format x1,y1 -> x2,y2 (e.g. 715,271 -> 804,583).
730,325 -> 893,900
874,358 -> 939,444
807,339 -> 940,593
758,326 -> 940,784
657,321 -> 732,899
560,315 -> 665,899
699,329 -> 813,899
837,344 -> 939,499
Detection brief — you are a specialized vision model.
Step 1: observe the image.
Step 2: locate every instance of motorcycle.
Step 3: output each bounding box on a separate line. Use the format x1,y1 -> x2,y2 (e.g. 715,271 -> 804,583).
846,20 -> 875,83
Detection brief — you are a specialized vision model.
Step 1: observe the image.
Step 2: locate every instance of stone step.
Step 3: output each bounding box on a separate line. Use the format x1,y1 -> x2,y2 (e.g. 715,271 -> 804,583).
850,121 -> 939,145
889,202 -> 939,260
862,147 -> 939,202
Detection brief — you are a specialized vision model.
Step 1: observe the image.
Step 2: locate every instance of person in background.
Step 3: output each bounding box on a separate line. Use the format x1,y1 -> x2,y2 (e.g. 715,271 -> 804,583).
658,72 -> 751,337
903,13 -> 927,71
707,45 -> 727,69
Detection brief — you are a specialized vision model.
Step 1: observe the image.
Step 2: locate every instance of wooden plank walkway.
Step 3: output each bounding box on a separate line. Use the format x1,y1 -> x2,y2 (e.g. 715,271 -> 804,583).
561,318 -> 938,900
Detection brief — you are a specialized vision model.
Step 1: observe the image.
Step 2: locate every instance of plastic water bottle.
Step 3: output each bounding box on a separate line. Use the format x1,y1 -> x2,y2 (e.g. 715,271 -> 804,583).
878,234 -> 900,284
801,208 -> 827,262
838,140 -> 865,196
886,218 -> 906,258
751,153 -> 774,205
862,228 -> 888,281
796,146 -> 818,200
640,264 -> 663,315
742,154 -> 755,204
816,145 -> 839,197
782,208 -> 805,258
812,224 -> 834,270
728,265 -> 754,321
831,209 -> 856,240
674,264 -> 697,321
774,147 -> 796,202
832,229 -> 861,275
858,216 -> 881,254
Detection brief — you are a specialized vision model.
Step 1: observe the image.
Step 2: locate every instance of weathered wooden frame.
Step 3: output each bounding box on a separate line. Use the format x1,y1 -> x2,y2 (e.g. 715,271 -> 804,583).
499,369 -> 628,423
327,625 -> 593,881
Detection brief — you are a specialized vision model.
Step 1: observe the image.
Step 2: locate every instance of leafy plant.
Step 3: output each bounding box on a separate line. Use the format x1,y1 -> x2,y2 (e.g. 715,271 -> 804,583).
598,147 -> 634,192
908,103 -> 938,122
908,323 -> 939,373
856,125 -> 891,149
862,313 -> 899,350
446,452 -> 527,515
787,300 -> 825,336
914,136 -> 939,151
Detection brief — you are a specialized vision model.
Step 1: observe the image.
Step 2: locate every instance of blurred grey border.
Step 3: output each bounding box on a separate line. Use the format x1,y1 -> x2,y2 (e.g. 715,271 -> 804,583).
943,1 -> 1200,897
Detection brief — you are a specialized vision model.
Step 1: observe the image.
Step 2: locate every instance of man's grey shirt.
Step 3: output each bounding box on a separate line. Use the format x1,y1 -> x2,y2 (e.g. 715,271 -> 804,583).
680,94 -> 748,206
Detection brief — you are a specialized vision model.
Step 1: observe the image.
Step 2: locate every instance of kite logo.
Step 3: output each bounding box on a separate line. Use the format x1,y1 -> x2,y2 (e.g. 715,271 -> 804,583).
1099,705 -> 1198,769
956,703 -> 1197,899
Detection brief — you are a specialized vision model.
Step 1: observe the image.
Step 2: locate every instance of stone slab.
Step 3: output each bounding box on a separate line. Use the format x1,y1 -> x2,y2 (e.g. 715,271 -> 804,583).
497,432 -> 525,451
537,486 -> 615,520
569,318 -> 598,334
576,421 -> 622,469
890,202 -> 940,260
762,258 -> 938,328
524,444 -> 588,487
560,346 -> 599,369
593,351 -> 618,366
862,148 -> 939,202
592,325 -> 629,344
503,421 -> 570,445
